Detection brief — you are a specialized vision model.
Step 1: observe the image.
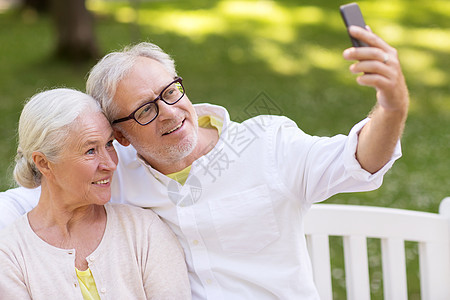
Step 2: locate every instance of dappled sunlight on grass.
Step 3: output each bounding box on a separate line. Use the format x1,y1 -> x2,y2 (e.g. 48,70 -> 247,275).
87,0 -> 450,96
218,0 -> 284,20
430,1 -> 450,17
400,49 -> 444,82
254,43 -> 346,76
305,46 -> 346,70
136,2 -> 299,45
253,23 -> 297,44
142,10 -> 227,42
251,39 -> 309,76
363,1 -> 408,19
409,28 -> 450,52
417,69 -> 447,87
86,0 -> 109,15
373,23 -> 405,43
115,6 -> 138,24
290,6 -> 326,26
88,0 -> 339,75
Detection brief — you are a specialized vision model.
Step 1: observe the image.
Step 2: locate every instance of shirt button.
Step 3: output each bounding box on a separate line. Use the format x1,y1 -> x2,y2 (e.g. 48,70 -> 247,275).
89,257 -> 95,262
206,279 -> 213,285
74,282 -> 78,287
68,251 -> 73,255
192,240 -> 199,246
100,288 -> 106,293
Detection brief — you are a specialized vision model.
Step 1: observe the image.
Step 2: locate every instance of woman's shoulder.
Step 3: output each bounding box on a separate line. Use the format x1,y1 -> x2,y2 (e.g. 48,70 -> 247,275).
0,215 -> 30,253
104,203 -> 160,225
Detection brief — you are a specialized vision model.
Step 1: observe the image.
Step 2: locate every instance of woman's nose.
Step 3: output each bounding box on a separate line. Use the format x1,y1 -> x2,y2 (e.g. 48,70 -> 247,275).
99,151 -> 117,171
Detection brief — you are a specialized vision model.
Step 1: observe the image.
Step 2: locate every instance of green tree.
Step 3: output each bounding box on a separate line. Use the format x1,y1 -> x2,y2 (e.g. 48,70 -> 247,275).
23,0 -> 99,61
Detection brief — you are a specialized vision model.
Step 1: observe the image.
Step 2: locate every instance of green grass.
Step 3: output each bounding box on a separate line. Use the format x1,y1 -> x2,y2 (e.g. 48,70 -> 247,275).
1,0 -> 449,298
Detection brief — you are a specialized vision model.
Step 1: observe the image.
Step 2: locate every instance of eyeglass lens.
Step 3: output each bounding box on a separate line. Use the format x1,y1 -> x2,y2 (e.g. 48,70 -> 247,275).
134,81 -> 184,125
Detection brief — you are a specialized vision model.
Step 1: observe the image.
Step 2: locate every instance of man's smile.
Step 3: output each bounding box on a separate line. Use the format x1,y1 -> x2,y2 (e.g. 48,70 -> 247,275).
163,120 -> 185,136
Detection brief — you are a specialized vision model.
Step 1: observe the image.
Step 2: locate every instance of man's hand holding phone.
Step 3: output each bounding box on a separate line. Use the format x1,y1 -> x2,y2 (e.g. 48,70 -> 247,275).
339,3 -> 409,175
340,3 -> 408,114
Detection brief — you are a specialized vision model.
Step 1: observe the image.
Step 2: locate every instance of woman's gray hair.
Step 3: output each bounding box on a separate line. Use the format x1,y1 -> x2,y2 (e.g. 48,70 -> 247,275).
86,42 -> 177,122
14,88 -> 102,188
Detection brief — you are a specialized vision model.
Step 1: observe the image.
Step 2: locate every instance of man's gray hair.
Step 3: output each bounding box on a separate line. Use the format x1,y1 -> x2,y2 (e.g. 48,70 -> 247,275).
86,42 -> 177,122
14,88 -> 102,188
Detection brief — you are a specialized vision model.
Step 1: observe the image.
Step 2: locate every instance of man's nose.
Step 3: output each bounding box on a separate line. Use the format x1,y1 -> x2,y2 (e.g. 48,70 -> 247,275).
156,100 -> 178,121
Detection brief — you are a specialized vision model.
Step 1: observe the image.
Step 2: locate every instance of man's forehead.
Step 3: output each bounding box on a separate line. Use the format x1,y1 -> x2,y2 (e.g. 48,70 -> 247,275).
122,58 -> 172,88
114,58 -> 173,111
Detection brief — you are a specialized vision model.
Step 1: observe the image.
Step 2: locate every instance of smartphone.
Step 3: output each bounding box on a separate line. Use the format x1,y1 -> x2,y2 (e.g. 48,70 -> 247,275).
340,3 -> 369,47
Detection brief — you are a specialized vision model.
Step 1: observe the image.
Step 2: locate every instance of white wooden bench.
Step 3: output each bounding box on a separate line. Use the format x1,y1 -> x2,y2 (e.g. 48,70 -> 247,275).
304,197 -> 450,300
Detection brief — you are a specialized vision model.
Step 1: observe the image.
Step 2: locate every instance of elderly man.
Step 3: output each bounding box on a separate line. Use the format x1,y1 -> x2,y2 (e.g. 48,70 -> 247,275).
0,26 -> 408,299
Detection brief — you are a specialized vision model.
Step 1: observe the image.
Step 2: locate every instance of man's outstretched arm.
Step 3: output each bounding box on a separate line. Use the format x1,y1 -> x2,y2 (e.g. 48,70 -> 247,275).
343,26 -> 409,174
0,187 -> 40,230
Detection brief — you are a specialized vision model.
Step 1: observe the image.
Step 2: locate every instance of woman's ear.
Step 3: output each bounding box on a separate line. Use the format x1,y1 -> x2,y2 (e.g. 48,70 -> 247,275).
32,152 -> 52,178
113,128 -> 131,147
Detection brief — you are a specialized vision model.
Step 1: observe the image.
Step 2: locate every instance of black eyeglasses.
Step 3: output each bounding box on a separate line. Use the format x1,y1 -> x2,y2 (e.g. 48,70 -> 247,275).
112,77 -> 185,126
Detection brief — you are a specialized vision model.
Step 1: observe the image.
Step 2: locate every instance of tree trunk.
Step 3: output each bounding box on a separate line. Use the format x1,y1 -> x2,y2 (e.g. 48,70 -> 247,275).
22,0 -> 49,12
49,0 -> 99,61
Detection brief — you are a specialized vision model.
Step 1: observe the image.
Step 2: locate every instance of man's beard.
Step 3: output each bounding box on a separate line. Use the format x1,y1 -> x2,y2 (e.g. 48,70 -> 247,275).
125,125 -> 199,167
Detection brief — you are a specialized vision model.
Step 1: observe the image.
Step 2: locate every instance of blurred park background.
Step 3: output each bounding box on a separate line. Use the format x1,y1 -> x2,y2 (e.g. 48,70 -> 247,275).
0,0 -> 449,298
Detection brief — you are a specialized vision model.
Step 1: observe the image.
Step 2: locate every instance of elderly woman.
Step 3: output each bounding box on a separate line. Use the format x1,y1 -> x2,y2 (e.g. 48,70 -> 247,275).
0,88 -> 191,299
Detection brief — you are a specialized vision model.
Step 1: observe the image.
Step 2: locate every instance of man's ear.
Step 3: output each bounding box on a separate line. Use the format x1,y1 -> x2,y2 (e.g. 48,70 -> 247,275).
32,152 -> 52,178
113,127 -> 131,147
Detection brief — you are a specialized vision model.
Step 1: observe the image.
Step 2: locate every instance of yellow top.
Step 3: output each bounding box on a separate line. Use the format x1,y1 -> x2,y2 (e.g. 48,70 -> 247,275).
197,114 -> 223,135
167,115 -> 223,185
76,268 -> 101,300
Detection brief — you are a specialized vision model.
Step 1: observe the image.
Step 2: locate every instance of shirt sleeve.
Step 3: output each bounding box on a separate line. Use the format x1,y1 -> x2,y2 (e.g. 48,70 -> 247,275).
275,118 -> 402,206
0,187 -> 40,230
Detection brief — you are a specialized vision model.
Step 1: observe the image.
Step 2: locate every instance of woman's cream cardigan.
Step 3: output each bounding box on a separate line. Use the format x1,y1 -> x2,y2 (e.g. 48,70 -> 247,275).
0,203 -> 191,299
